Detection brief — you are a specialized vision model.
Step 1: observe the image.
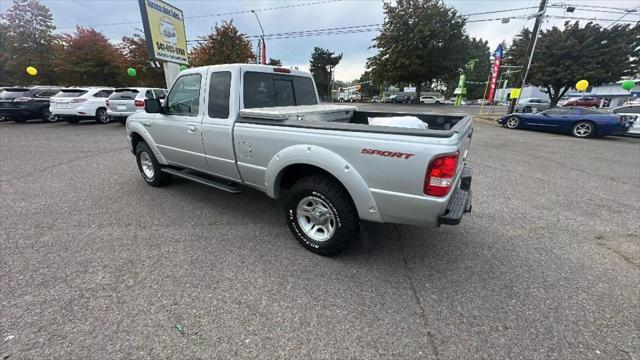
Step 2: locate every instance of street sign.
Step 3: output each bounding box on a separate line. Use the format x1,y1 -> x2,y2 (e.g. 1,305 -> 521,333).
510,88 -> 521,99
138,0 -> 188,64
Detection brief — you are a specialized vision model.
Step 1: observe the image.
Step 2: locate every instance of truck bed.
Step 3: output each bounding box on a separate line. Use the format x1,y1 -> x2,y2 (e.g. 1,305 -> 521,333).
238,108 -> 469,138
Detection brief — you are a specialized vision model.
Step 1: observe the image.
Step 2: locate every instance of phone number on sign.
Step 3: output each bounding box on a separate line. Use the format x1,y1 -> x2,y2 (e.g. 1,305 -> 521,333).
156,42 -> 186,56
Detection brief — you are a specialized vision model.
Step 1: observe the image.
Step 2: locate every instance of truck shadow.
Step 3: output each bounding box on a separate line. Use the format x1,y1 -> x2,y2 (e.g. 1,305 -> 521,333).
167,176 -> 465,264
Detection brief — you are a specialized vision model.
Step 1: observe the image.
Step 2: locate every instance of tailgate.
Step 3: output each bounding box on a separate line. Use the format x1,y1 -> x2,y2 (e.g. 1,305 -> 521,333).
455,117 -> 473,166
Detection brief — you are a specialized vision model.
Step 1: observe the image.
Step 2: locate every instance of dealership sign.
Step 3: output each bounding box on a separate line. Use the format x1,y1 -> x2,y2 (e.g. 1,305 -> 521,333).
486,44 -> 503,103
138,0 -> 188,64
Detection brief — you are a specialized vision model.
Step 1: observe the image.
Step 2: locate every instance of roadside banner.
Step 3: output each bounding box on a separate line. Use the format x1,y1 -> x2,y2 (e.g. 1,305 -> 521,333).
486,44 -> 503,103
138,0 -> 188,64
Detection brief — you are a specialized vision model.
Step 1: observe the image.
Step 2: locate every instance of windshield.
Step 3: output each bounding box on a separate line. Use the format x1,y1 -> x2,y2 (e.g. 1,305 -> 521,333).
53,89 -> 87,98
109,89 -> 139,100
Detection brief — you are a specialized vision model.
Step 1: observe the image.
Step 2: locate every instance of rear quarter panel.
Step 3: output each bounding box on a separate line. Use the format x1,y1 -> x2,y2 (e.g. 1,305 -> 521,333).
233,122 -> 468,225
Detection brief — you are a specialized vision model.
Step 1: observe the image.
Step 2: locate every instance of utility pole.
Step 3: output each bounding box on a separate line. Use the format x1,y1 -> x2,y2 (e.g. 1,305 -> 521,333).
251,10 -> 267,65
508,0 -> 548,113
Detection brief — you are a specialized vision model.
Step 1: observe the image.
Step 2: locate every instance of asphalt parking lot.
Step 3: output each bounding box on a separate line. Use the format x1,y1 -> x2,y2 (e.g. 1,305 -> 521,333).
1,108 -> 639,359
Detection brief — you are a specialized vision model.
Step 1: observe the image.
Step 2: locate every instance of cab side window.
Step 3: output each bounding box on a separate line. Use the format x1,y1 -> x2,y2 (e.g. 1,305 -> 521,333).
166,74 -> 202,116
208,71 -> 231,119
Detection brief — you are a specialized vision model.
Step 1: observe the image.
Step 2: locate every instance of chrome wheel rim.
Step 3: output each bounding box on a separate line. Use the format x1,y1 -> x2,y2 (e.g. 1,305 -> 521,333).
507,117 -> 519,128
296,196 -> 336,242
140,152 -> 154,179
574,123 -> 592,137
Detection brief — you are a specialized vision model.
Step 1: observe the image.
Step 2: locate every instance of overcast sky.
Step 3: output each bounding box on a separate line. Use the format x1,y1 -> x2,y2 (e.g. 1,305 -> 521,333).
1,0 -> 638,80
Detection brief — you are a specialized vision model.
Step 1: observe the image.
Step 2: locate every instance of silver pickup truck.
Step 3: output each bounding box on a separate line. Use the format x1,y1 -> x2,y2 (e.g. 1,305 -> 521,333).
126,64 -> 473,256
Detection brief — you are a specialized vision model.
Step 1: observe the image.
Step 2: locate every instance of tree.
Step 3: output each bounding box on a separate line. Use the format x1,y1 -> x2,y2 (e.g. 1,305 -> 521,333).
120,32 -> 165,88
267,58 -> 282,66
0,0 -> 58,85
189,21 -> 255,66
507,22 -> 639,107
55,27 -> 126,86
309,47 -> 342,99
367,0 -> 468,100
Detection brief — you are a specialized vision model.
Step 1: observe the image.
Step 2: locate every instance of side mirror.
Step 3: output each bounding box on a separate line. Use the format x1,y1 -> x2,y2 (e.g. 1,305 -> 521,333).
144,98 -> 163,114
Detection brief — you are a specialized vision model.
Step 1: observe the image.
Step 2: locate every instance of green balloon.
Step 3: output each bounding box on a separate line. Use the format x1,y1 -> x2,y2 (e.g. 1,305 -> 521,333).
621,80 -> 634,91
180,65 -> 188,71
127,68 -> 137,77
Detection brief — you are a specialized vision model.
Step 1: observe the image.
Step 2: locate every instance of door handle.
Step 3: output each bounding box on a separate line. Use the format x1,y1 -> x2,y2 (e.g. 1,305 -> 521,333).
143,121 -> 151,127
187,124 -> 197,132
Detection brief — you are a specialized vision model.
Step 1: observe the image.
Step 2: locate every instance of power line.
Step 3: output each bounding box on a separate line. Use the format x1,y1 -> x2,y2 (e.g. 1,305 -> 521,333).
604,5 -> 640,29
57,0 -> 343,29
186,13 -> 636,44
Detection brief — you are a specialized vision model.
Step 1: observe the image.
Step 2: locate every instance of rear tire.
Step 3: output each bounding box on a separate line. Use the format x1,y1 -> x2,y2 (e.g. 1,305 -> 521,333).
284,175 -> 359,256
572,121 -> 594,138
135,142 -> 172,187
41,108 -> 56,122
95,108 -> 110,124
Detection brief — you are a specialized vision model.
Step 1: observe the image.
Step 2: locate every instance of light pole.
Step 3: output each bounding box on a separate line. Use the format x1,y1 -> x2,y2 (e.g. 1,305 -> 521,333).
251,10 -> 266,65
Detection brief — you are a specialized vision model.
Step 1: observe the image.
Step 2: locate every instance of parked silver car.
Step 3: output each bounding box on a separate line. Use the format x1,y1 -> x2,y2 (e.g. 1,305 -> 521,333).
106,87 -> 167,124
515,98 -> 550,113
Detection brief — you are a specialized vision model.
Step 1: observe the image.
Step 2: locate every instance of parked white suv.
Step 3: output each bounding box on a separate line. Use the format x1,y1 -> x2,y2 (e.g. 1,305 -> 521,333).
106,87 -> 167,124
420,95 -> 444,104
50,87 -> 114,123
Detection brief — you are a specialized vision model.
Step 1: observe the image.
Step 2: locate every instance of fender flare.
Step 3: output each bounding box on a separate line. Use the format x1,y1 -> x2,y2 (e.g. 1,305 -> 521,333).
264,144 -> 382,222
127,122 -> 168,165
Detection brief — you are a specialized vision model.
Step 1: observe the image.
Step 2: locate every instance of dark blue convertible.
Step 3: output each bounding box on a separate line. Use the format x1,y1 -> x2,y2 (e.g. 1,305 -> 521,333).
499,107 -> 631,138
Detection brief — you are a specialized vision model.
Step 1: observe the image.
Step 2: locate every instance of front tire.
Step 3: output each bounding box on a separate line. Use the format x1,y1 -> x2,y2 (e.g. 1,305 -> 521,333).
284,175 -> 359,256
135,142 -> 172,186
505,116 -> 520,129
572,121 -> 594,138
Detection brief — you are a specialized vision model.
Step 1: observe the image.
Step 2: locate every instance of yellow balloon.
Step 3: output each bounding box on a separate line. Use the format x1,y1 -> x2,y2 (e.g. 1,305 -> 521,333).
26,66 -> 38,76
576,79 -> 589,92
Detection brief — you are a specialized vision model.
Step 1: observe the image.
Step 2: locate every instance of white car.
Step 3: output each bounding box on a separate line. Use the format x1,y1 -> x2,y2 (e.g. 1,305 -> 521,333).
50,87 -> 114,124
420,95 -> 444,104
106,87 -> 167,124
623,99 -> 640,106
612,105 -> 640,135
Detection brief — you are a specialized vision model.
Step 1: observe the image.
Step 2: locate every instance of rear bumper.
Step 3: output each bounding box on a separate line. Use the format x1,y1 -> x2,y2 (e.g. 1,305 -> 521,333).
439,164 -> 473,225
107,109 -> 137,118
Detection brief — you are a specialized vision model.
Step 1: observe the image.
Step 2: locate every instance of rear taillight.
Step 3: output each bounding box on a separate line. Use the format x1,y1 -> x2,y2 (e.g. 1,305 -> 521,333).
14,97 -> 31,102
424,152 -> 459,197
105,99 -> 109,106
134,100 -> 144,108
70,98 -> 87,103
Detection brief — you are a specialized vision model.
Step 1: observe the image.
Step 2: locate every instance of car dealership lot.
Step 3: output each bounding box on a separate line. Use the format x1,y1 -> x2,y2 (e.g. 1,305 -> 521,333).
1,110 -> 638,359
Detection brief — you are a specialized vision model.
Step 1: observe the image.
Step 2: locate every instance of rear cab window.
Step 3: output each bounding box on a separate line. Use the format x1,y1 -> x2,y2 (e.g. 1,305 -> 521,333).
110,89 -> 139,100
243,71 -> 318,109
